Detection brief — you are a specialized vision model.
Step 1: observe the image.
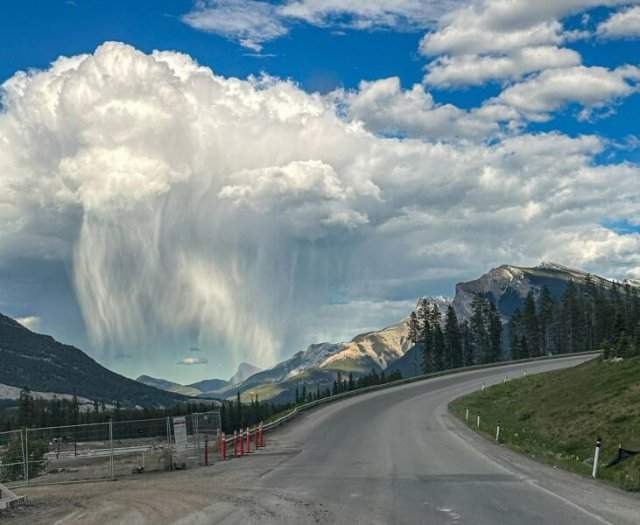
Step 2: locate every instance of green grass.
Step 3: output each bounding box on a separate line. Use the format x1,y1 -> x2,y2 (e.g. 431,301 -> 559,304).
450,357 -> 640,492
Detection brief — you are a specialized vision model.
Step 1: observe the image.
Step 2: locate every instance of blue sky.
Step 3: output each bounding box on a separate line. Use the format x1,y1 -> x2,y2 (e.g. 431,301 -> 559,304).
2,1 -> 639,147
1,1 -> 640,382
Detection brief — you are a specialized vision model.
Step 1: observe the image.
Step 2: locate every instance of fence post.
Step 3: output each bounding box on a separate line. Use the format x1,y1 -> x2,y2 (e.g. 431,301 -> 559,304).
166,416 -> 173,471
20,429 -> 27,484
109,418 -> 114,481
204,435 -> 209,466
24,428 -> 29,485
592,437 -> 601,478
194,415 -> 201,466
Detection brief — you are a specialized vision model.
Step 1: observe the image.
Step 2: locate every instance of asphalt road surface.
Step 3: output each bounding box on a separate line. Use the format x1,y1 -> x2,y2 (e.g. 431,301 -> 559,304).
12,355 -> 640,525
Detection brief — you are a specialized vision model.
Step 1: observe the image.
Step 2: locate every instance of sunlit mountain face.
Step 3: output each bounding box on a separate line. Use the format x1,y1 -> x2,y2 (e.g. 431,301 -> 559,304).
1,1 -> 639,383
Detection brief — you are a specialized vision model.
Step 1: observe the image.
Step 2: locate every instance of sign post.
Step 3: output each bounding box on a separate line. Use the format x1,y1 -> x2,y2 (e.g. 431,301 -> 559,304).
172,416 -> 188,469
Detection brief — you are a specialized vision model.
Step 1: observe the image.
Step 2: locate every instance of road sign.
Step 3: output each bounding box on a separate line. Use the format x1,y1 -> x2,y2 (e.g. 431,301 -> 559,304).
172,416 -> 187,453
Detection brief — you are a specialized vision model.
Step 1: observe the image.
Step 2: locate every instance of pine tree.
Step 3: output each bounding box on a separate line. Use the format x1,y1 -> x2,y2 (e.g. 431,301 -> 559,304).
17,387 -> 34,428
430,304 -> 445,371
408,311 -> 420,345
471,296 -> 491,363
460,320 -> 474,366
561,280 -> 581,353
432,323 -> 446,371
444,306 -> 463,369
418,299 -> 433,373
522,291 -> 540,357
488,301 -> 502,362
509,308 -> 524,360
538,286 -> 555,354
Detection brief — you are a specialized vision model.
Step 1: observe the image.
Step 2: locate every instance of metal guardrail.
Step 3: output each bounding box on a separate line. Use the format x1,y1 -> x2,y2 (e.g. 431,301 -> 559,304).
252,351 -> 601,437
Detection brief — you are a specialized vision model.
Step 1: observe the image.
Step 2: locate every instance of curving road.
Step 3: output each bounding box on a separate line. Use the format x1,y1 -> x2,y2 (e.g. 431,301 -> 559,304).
231,354 -> 639,525
18,354 -> 640,525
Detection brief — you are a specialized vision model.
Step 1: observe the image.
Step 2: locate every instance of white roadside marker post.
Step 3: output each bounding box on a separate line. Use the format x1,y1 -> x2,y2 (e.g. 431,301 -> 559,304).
109,418 -> 115,481
476,415 -> 481,429
592,437 -> 601,479
481,383 -> 485,391
465,408 -> 469,422
495,421 -> 501,442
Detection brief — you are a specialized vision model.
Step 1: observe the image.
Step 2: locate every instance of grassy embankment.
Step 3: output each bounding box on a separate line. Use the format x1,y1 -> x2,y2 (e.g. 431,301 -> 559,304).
449,356 -> 640,491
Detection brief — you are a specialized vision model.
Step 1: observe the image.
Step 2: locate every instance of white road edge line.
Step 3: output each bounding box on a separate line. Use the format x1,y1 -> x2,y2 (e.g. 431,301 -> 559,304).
433,365 -> 615,525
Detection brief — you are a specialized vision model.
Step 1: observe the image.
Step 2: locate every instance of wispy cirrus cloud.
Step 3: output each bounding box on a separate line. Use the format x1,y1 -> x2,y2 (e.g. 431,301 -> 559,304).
181,0 -> 461,51
182,0 -> 288,52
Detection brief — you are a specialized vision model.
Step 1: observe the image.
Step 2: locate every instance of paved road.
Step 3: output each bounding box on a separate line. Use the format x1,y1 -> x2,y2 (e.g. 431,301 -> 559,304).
236,355 -> 639,525
14,355 -> 640,525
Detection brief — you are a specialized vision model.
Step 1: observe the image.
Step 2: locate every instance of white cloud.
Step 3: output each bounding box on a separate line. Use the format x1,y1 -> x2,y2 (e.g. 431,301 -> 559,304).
280,0 -> 461,29
177,356 -> 209,365
491,65 -> 640,120
424,46 -> 581,87
218,160 -> 370,238
420,0 -> 638,86
332,77 -> 502,141
16,316 -> 41,330
597,6 -> 640,39
2,43 -> 640,370
182,0 -> 287,52
182,0 -> 462,50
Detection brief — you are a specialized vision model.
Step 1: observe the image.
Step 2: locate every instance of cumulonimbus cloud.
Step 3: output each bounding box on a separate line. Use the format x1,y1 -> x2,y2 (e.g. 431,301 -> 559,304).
1,42 -> 639,369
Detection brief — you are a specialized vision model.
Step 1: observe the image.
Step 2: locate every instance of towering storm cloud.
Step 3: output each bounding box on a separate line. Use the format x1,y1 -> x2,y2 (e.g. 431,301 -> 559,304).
1,42 -> 639,368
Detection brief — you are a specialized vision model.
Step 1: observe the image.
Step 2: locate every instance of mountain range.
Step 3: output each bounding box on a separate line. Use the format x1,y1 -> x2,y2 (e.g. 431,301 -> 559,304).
136,362 -> 263,398
155,262 -> 625,403
2,262 -> 624,407
0,313 -> 189,407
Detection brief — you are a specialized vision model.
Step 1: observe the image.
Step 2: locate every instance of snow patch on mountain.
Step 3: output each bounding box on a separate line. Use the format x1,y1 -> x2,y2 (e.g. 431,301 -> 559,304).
0,383 -> 93,404
285,342 -> 344,379
229,362 -> 262,385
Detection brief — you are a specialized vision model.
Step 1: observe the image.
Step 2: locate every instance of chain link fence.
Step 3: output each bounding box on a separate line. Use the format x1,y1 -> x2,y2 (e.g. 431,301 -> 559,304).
192,411 -> 222,466
0,430 -> 26,484
0,410 -> 221,488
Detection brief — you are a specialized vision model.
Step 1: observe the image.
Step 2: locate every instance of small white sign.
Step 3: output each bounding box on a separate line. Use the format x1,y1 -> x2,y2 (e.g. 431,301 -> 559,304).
173,416 -> 188,453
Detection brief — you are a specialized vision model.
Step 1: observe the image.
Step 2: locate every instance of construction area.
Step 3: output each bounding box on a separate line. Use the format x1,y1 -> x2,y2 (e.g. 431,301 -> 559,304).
0,413 -> 274,525
0,411 -> 222,488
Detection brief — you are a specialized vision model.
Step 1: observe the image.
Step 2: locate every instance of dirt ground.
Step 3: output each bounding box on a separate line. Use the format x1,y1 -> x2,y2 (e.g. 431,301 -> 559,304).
0,438 -> 317,525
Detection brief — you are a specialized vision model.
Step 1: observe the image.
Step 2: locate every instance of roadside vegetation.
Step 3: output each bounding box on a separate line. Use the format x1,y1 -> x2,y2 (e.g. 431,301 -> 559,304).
410,275 -> 640,376
450,356 -> 640,491
0,369 -> 403,437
